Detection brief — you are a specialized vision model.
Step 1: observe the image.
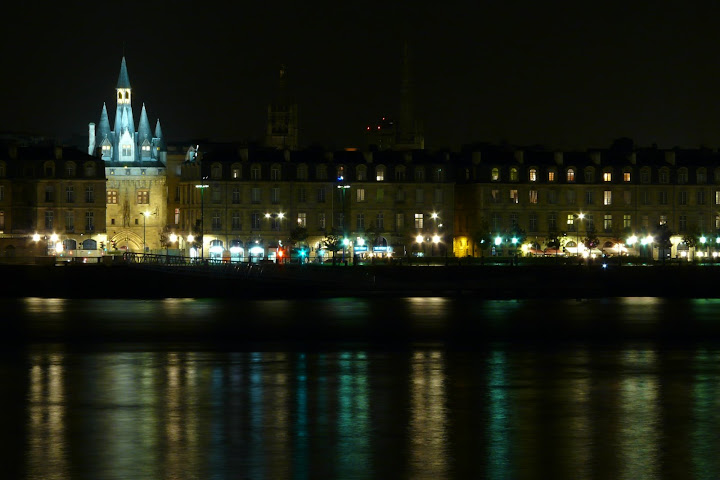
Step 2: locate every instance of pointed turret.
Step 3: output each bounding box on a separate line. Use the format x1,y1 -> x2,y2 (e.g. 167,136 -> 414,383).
154,119 -> 164,148
116,56 -> 131,89
98,103 -> 111,141
138,103 -> 152,141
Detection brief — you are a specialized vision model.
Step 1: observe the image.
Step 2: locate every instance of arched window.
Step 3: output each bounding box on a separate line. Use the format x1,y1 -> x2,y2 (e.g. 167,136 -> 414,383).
65,162 -> 76,177
584,167 -> 594,183
44,161 -> 55,177
375,165 -> 386,181
250,164 -> 261,180
529,168 -> 537,182
677,167 -> 688,184
231,163 -> 241,179
211,162 -> 222,180
357,165 -> 367,181
491,168 -> 500,181
271,164 -> 282,181
414,167 -> 425,181
395,165 -> 406,181
510,167 -> 518,181
83,162 -> 96,177
566,168 -> 575,182
296,163 -> 308,180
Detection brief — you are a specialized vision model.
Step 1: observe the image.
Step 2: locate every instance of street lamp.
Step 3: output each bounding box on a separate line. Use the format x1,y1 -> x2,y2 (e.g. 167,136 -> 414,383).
337,174 -> 350,239
141,211 -> 150,253
572,213 -> 585,257
195,178 -> 209,259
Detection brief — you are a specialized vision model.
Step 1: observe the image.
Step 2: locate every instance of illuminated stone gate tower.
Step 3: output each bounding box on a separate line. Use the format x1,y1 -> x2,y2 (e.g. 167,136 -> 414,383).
88,57 -> 168,253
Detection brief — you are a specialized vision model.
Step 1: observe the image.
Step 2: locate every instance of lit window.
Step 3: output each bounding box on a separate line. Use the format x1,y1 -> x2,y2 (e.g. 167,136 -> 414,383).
529,190 -> 538,204
604,190 -> 612,205
603,172 -> 612,182
510,189 -> 519,204
567,169 -> 575,182
624,172 -> 631,182
529,169 -> 537,182
491,168 -> 500,181
414,213 -> 424,228
548,171 -> 555,182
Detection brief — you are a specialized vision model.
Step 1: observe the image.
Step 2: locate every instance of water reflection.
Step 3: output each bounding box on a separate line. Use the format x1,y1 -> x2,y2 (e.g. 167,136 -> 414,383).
13,297 -> 720,479
409,350 -> 448,479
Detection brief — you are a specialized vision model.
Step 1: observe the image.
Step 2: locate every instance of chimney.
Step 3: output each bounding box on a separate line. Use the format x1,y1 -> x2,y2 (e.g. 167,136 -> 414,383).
88,123 -> 96,156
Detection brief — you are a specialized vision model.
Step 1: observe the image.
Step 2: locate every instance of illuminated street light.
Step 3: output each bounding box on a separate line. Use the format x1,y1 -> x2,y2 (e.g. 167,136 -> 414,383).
195,178 -> 209,259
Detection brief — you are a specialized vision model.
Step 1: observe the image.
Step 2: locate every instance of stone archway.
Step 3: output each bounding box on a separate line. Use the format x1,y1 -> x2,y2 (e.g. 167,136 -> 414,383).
110,229 -> 144,253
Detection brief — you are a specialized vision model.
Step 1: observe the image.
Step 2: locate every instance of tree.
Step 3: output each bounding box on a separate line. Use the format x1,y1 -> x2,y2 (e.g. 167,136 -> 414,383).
681,228 -> 698,261
288,226 -> 309,248
583,232 -> 599,251
654,223 -> 673,263
322,228 -> 343,265
471,218 -> 493,259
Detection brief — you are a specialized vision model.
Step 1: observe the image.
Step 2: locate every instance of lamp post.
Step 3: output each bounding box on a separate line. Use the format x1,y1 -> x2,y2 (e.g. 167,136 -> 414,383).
195,177 -> 209,260
141,211 -> 149,254
700,235 -> 707,263
574,213 -> 585,257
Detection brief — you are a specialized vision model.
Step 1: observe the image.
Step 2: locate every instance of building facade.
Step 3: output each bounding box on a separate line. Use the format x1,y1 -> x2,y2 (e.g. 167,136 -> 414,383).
176,145 -> 455,262
455,144 -> 720,260
88,57 -> 168,253
0,143 -> 106,259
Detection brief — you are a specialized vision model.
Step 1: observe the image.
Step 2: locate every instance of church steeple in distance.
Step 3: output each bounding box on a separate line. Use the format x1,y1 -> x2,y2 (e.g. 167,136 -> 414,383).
396,42 -> 424,150
265,64 -> 299,151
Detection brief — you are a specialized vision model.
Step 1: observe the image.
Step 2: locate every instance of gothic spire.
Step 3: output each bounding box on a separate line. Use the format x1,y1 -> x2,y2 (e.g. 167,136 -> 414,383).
98,102 -> 111,140
116,56 -> 131,89
138,103 -> 152,141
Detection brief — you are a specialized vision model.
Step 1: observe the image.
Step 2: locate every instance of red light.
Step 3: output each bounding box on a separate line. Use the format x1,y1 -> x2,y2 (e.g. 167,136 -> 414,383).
366,126 -> 370,130
278,250 -> 283,257
377,126 -> 381,130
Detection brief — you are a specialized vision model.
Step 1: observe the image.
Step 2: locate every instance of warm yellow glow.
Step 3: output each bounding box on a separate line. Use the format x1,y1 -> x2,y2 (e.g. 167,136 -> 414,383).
55,243 -> 63,252
32,233 -> 40,242
416,235 -> 423,243
187,234 -> 194,242
578,212 -> 585,220
431,212 -> 438,220
50,234 -> 58,242
278,212 -> 285,219
265,213 -> 271,218
432,235 -> 440,244
169,234 -> 177,243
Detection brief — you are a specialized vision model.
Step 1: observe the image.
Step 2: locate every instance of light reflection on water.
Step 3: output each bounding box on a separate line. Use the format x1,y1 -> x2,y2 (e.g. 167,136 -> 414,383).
6,298 -> 720,478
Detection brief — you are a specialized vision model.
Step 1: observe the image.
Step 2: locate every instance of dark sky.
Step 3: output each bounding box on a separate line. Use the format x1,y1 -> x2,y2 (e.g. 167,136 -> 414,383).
3,2 -> 720,152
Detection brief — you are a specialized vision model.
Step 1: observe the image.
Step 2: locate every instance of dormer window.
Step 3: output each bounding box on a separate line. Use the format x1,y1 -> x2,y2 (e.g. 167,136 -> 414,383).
510,168 -> 519,181
491,168 -> 500,181
529,168 -> 537,182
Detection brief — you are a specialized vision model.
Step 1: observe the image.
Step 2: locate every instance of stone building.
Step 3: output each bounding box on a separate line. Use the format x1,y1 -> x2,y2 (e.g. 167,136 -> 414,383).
0,142 -> 106,259
176,144 -> 455,262
88,57 -> 168,252
455,143 -> 720,260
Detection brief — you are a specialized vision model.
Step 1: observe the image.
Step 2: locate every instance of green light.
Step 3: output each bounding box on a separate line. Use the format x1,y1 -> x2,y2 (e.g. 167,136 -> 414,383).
342,238 -> 350,247
700,236 -> 707,244
511,237 -> 518,244
494,236 -> 502,246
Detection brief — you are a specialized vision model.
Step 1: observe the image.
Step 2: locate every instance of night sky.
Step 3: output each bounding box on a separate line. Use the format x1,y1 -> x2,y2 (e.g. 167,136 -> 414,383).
3,2 -> 720,152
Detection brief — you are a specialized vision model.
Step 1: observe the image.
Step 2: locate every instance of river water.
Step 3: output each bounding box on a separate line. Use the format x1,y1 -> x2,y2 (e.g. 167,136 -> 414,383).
3,297 -> 720,479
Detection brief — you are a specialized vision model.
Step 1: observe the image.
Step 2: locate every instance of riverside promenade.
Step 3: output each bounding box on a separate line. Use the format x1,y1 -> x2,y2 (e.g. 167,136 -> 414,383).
1,259 -> 719,299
